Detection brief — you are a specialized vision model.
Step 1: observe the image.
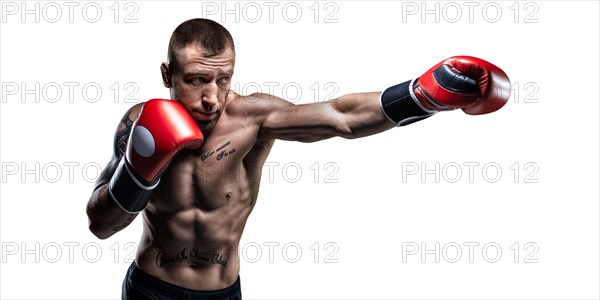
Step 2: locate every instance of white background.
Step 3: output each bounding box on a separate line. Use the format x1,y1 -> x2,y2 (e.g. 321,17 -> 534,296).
1,1 -> 599,299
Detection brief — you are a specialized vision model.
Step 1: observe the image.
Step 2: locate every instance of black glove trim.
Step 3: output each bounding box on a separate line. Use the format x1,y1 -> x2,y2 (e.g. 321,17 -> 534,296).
380,79 -> 436,126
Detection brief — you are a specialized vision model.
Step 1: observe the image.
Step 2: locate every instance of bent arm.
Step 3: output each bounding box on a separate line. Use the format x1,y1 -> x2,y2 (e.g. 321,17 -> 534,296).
86,104 -> 142,239
259,92 -> 396,142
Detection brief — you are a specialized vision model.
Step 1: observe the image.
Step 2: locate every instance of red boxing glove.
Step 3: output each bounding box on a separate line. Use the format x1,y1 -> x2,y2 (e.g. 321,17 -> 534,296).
380,56 -> 511,126
413,56 -> 511,115
109,99 -> 204,213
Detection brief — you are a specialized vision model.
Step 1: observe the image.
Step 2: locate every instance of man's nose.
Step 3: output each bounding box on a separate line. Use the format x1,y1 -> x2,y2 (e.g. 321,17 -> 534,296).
202,83 -> 218,106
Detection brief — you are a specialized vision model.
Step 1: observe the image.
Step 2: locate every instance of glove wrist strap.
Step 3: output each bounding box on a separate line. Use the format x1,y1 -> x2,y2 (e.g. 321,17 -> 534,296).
108,157 -> 159,213
380,79 -> 436,126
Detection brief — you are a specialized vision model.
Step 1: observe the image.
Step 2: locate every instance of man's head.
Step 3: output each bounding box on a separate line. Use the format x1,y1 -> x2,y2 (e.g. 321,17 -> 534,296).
161,18 -> 235,133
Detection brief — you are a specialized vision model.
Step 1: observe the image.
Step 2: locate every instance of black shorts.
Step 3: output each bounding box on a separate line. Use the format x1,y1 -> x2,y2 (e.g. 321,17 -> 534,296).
122,262 -> 242,300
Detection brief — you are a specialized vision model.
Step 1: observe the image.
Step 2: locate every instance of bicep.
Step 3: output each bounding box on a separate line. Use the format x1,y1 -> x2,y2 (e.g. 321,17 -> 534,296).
256,91 -> 394,142
259,100 -> 346,142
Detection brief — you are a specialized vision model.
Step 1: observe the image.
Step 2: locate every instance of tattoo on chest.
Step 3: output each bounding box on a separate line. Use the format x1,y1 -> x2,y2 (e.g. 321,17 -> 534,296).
200,140 -> 237,161
155,247 -> 228,268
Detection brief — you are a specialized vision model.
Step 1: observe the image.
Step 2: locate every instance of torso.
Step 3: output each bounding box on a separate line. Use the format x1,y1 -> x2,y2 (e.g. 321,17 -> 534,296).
135,93 -> 275,290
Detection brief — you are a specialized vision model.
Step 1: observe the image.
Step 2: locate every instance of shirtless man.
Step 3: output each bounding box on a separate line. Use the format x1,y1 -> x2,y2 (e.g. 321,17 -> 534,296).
86,18 -> 510,299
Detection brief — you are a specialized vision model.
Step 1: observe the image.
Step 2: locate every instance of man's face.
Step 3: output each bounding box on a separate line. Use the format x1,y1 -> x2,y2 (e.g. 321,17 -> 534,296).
162,44 -> 235,133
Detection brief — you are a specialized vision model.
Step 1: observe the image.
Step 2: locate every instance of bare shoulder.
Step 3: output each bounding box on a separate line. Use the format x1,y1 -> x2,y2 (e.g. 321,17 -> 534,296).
224,92 -> 292,120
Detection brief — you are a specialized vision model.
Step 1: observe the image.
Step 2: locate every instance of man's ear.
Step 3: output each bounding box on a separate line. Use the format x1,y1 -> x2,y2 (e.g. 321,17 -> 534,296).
160,62 -> 171,88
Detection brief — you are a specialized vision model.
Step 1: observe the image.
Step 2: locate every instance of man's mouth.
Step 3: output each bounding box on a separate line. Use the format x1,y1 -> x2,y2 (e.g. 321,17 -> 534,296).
192,110 -> 217,121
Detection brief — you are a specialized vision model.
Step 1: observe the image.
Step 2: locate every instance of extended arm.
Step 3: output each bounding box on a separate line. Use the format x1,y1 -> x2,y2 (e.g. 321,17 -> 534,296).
258,56 -> 511,142
259,92 -> 395,142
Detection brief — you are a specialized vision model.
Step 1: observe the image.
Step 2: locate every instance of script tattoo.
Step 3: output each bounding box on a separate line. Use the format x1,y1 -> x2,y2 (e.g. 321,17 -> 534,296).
156,247 -> 228,268
201,140 -> 236,161
216,141 -> 236,161
112,214 -> 136,232
115,113 -> 134,157
201,150 -> 215,161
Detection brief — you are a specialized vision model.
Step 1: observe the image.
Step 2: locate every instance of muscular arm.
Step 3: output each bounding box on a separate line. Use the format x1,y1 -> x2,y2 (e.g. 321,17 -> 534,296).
86,104 -> 142,239
257,92 -> 396,142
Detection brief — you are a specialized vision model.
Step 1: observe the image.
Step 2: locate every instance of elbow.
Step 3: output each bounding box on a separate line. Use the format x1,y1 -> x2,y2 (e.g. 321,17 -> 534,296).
335,122 -> 357,140
87,209 -> 115,240
86,200 -> 114,240
88,222 -> 114,240
331,111 -> 361,139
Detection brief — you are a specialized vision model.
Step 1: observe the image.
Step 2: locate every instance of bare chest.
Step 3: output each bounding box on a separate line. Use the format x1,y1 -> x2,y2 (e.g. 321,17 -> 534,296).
150,126 -> 262,213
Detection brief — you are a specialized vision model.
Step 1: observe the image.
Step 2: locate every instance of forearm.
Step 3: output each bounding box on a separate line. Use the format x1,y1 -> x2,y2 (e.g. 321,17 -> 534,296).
333,91 -> 396,139
86,185 -> 138,239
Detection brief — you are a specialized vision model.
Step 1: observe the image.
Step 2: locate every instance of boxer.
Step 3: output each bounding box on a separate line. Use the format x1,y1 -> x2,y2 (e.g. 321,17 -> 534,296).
86,18 -> 510,299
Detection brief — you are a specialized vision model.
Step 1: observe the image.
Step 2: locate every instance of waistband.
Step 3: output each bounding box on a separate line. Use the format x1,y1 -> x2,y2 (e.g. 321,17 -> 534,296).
127,262 -> 241,300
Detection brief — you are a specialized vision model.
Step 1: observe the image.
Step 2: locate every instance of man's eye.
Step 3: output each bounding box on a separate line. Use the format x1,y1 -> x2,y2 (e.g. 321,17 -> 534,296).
218,77 -> 230,85
189,78 -> 206,85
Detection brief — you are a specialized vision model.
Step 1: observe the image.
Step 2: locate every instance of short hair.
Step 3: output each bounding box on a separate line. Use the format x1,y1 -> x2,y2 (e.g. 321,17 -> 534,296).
167,18 -> 235,72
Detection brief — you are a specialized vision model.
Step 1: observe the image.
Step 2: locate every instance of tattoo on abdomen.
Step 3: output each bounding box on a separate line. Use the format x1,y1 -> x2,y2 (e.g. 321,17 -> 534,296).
115,113 -> 134,156
155,247 -> 228,268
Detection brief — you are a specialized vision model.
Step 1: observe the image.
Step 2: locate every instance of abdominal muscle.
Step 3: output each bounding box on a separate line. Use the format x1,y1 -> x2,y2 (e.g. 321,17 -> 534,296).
133,148 -> 258,291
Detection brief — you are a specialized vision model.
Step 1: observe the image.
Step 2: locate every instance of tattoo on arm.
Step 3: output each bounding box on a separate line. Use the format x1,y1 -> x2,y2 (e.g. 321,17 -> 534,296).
112,214 -> 137,232
115,113 -> 134,157
92,111 -> 135,191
